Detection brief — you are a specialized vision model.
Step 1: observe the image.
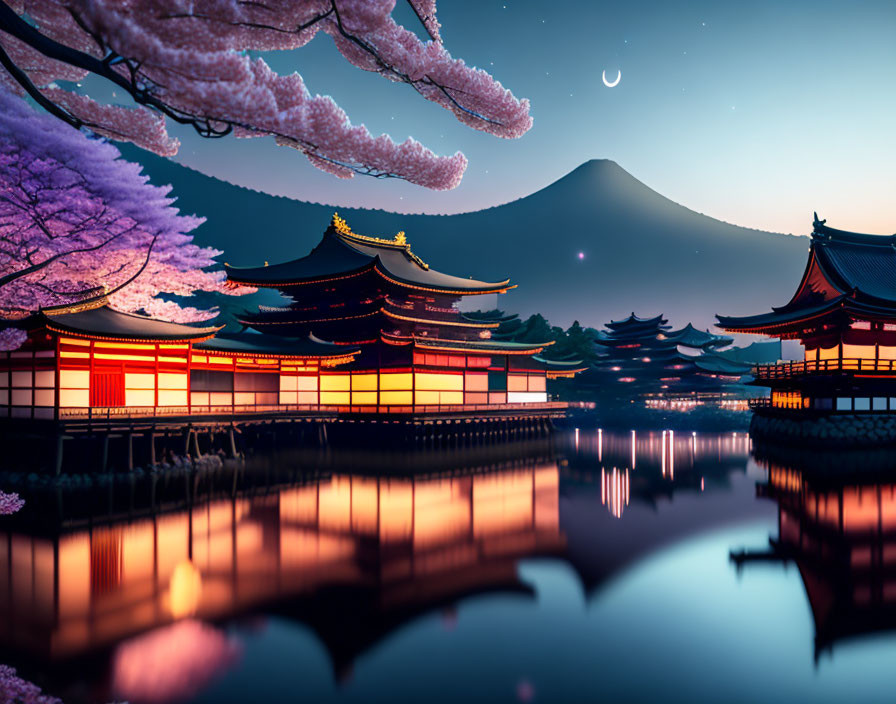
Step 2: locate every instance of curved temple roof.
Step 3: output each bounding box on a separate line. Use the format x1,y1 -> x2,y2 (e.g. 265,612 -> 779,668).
33,300 -> 221,342
718,216 -> 896,333
197,332 -> 359,361
225,214 -> 513,295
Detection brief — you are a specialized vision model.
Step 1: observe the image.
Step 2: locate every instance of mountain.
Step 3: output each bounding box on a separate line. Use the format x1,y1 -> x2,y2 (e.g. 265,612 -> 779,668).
119,145 -> 809,331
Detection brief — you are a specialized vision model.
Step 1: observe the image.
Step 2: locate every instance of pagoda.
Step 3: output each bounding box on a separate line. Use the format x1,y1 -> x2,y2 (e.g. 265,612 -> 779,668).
718,215 -> 896,446
584,313 -> 754,409
225,215 -> 562,409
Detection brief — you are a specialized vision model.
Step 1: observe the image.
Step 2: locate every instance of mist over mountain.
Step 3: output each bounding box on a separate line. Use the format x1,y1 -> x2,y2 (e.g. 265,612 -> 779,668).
120,145 -> 809,332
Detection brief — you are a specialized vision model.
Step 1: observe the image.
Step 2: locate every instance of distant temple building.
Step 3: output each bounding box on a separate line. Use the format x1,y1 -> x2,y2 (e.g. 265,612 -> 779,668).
226,214 -> 569,409
718,216 -> 896,445
580,313 -> 764,410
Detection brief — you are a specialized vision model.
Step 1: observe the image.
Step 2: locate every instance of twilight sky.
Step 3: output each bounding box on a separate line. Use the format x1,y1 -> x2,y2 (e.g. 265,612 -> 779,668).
155,0 -> 895,237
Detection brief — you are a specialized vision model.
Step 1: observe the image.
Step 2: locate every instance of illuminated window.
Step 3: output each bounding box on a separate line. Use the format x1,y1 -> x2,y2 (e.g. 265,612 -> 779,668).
34,389 -> 54,407
880,346 -> 896,360
34,370 -> 54,387
351,391 -> 377,405
320,375 -> 350,391
158,373 -> 188,390
380,373 -> 412,391
280,375 -> 299,392
320,391 -> 350,405
125,373 -> 155,390
819,345 -> 839,361
158,389 -> 187,406
415,373 -> 463,391
62,370 -> 90,390
380,390 -> 412,404
59,389 -> 89,407
464,373 -> 488,391
508,391 -> 548,403
126,389 -> 155,406
842,344 -> 875,360
11,371 -> 31,387
507,374 -> 528,392
351,374 -> 378,391
528,375 -> 546,392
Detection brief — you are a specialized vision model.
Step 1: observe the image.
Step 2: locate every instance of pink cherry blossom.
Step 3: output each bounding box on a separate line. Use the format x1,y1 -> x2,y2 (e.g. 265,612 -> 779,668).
0,1 -> 532,190
0,86 -> 250,349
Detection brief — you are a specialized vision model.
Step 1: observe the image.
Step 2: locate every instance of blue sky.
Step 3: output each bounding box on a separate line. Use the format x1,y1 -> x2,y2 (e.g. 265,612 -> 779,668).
154,0 -> 896,237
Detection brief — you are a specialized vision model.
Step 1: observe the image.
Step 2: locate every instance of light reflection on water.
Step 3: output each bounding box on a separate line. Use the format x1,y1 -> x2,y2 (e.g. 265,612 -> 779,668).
3,430 -> 896,703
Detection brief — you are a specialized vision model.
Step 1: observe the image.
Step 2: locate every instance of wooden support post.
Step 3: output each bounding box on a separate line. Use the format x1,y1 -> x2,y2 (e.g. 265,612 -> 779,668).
54,433 -> 64,477
126,432 -> 134,472
101,434 -> 109,473
150,432 -> 157,467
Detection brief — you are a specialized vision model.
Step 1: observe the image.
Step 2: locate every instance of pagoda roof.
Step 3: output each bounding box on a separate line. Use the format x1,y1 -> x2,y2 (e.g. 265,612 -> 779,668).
225,214 -> 512,295
381,331 -> 550,355
30,299 -> 220,342
196,332 -> 358,361
605,313 -> 669,330
718,216 -> 896,333
692,355 -> 753,375
665,323 -> 732,349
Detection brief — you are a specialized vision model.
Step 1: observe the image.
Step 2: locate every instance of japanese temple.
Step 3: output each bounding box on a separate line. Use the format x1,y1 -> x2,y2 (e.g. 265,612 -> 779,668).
225,214 -> 570,409
581,313 -> 758,410
718,215 -> 896,445
1,296 -> 358,422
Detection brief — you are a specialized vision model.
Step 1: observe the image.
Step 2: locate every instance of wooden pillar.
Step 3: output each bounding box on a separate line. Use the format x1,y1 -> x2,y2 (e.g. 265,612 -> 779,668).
126,432 -> 134,472
54,433 -> 64,477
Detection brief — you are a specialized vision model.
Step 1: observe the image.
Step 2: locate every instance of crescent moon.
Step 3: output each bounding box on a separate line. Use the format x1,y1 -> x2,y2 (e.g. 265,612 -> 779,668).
602,69 -> 621,88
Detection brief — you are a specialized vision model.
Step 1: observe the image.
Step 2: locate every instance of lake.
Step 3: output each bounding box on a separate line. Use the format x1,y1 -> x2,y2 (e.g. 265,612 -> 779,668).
3,428 -> 895,703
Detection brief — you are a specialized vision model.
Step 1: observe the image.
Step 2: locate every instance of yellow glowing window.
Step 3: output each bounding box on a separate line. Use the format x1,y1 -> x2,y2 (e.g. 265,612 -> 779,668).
414,372 -> 463,391
191,355 -> 208,364
440,391 -> 463,405
59,388 -> 89,407
320,375 -> 350,391
880,346 -> 896,360
158,355 -> 188,364
818,345 -> 839,361
191,392 -> 210,406
351,391 -> 378,405
351,374 -> 378,391
158,373 -> 187,390
380,390 -> 412,405
60,350 -> 90,359
380,373 -> 412,390
280,375 -> 298,392
60,369 -> 89,388
159,344 -> 188,349
209,357 -> 233,365
415,390 -> 440,404
320,391 -> 350,405
842,344 -> 876,360
126,389 -> 155,406
158,389 -> 187,406
59,337 -> 90,347
125,373 -> 155,390
94,342 -> 155,350
93,353 -> 156,362
297,391 -> 318,404
296,376 -> 318,391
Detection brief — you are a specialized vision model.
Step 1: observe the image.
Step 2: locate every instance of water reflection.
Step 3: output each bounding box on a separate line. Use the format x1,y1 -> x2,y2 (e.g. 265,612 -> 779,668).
734,453 -> 896,661
0,431 -> 771,704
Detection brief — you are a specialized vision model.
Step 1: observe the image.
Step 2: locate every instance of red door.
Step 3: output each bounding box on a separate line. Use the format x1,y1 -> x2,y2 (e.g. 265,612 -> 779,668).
90,368 -> 125,407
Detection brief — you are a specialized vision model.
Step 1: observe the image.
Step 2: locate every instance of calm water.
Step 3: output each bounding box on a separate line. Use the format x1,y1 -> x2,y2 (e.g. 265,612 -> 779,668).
4,429 -> 896,703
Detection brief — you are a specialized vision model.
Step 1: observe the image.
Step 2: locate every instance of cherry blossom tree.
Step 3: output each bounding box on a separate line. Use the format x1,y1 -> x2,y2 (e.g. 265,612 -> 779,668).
0,664 -> 60,703
0,490 -> 23,514
0,1 -> 533,190
0,85 -> 248,350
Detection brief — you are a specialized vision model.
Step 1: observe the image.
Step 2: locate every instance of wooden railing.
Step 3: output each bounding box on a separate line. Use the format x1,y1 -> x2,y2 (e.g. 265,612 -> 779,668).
57,401 -> 568,421
754,358 -> 896,379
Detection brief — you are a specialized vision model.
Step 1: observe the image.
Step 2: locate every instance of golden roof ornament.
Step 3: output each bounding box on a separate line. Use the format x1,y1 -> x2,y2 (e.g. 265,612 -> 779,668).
330,213 -> 428,270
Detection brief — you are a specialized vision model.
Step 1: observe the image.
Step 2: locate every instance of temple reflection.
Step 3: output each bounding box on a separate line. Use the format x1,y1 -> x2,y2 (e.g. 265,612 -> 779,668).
734,453 -> 896,660
0,458 -> 562,700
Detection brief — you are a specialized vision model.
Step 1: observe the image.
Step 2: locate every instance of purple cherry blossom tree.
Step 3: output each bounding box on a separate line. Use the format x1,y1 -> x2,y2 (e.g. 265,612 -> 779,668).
0,1 -> 533,191
0,86 -> 249,350
0,665 -> 61,704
